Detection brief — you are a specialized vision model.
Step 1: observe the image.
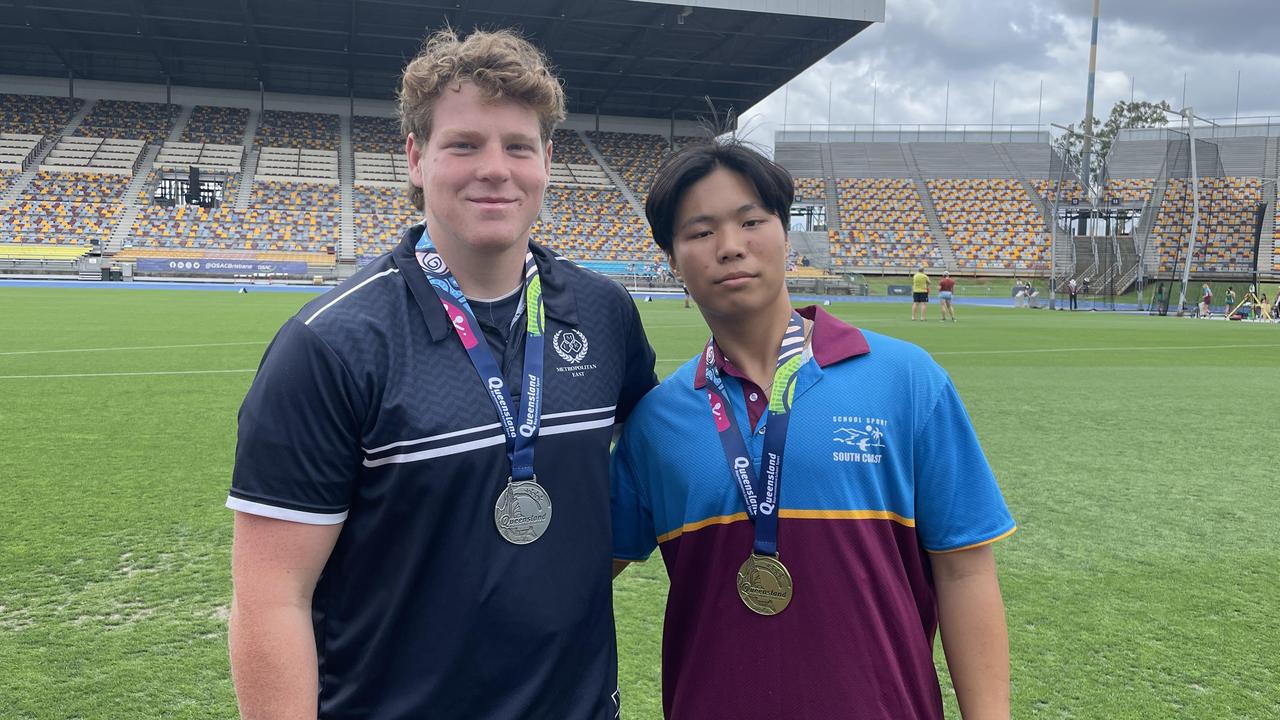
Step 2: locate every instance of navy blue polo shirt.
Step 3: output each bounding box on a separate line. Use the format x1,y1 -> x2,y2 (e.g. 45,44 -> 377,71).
227,224 -> 657,719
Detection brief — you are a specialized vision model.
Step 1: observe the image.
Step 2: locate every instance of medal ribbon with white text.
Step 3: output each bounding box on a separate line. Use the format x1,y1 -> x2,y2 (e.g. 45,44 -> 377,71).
414,228 -> 545,482
702,311 -> 805,556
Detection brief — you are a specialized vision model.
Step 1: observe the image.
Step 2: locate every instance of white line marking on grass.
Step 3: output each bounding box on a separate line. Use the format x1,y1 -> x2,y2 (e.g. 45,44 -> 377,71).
0,341 -> 266,356
654,342 -> 1280,365
0,369 -> 258,380
934,343 -> 1280,356
10,343 -> 1272,380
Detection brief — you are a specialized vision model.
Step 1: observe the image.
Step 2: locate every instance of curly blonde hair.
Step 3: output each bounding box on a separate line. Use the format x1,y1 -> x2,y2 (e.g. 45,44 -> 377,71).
399,27 -> 566,210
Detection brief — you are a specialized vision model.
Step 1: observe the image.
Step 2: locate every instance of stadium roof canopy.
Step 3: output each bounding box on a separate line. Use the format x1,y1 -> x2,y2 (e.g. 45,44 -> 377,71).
0,0 -> 880,120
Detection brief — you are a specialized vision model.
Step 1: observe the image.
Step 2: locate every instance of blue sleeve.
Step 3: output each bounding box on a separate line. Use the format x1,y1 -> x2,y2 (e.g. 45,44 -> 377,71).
913,378 -> 1015,552
610,425 -> 658,561
227,317 -> 364,525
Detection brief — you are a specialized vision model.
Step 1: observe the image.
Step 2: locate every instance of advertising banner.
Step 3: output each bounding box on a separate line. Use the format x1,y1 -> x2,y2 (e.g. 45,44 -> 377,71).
135,258 -> 309,275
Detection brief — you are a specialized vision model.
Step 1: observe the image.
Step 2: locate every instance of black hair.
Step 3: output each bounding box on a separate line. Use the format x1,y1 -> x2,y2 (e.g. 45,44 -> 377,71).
644,140 -> 794,254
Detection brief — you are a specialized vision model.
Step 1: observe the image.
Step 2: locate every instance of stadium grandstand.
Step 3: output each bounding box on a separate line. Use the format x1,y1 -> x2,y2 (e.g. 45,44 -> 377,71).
1,0 -> 1277,301
773,121 -> 1280,305
0,0 -> 881,288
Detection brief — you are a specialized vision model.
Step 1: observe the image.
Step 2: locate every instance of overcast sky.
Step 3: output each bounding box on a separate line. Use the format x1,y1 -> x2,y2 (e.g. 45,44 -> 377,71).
735,0 -> 1280,149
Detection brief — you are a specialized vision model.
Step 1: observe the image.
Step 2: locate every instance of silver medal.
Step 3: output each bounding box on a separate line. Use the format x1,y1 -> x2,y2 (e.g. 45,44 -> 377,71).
494,478 -> 552,544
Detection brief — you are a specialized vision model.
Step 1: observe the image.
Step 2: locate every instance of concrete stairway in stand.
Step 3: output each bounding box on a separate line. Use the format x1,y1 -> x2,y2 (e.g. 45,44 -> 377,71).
993,142 -> 1056,233
901,144 -> 956,270
235,150 -> 259,210
578,130 -> 647,222
338,114 -> 356,261
819,143 -> 840,268
166,104 -> 194,144
62,98 -> 95,135
0,100 -> 97,208
233,109 -> 261,210
104,144 -> 161,253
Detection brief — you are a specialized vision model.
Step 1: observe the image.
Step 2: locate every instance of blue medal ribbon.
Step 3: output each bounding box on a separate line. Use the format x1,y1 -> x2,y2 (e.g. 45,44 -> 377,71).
414,229 -> 545,482
702,311 -> 806,557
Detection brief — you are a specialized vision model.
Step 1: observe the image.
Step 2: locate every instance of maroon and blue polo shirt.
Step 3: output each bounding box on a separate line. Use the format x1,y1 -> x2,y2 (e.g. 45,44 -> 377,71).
611,305 -> 1015,719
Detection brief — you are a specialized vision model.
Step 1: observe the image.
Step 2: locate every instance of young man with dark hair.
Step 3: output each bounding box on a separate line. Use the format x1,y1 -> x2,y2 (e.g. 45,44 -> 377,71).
612,140 -> 1015,719
227,28 -> 656,719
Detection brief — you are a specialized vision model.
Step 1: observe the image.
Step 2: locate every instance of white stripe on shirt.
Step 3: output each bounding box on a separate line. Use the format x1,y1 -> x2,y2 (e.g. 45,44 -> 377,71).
226,496 -> 349,525
304,267 -> 400,326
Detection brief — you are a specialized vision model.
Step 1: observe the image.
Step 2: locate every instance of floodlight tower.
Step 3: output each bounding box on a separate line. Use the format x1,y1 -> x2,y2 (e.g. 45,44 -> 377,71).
1079,0 -> 1102,195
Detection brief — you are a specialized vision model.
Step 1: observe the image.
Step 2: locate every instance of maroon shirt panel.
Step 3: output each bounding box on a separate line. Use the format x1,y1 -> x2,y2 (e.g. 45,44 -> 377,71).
658,517 -> 943,720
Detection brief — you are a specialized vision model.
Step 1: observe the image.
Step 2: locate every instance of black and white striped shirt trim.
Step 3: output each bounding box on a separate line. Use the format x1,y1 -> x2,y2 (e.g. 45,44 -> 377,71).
225,405 -> 618,524
361,405 -> 617,468
225,495 -> 349,525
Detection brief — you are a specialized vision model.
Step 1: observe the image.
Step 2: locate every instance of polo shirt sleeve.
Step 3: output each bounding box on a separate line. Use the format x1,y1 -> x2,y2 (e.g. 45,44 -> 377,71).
913,376 -> 1016,553
610,423 -> 658,562
226,317 -> 363,525
614,292 -> 658,425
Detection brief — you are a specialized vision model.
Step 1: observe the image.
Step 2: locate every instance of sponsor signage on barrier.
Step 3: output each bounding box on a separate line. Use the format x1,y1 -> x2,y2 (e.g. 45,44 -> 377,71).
135,258 -> 309,275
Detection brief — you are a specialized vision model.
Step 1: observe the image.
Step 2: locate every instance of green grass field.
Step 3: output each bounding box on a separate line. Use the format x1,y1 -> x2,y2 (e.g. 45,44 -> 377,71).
1,286 -> 1278,719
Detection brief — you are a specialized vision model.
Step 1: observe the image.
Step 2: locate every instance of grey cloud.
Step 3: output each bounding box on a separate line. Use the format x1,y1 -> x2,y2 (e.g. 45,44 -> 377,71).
831,1 -> 1069,80
737,1 -> 1280,151
1050,0 -> 1279,56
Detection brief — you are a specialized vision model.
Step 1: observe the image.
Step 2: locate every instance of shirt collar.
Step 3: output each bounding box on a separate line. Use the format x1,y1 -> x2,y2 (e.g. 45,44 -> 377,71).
799,305 -> 871,366
692,304 -> 870,390
393,223 -> 579,343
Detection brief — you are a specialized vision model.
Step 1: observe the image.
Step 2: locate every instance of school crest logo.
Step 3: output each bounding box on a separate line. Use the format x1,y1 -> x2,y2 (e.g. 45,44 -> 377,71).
553,329 -> 589,364
831,415 -> 888,464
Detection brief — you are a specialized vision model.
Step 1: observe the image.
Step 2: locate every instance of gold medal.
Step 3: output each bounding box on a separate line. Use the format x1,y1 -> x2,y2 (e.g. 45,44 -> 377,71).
736,554 -> 793,615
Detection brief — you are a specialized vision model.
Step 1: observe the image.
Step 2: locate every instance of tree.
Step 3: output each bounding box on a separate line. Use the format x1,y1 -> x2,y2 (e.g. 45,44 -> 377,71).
1052,99 -> 1173,189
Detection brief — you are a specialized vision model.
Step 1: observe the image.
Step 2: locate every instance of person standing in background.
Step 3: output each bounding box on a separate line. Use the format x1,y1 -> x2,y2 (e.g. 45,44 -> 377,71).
938,271 -> 957,322
911,266 -> 930,321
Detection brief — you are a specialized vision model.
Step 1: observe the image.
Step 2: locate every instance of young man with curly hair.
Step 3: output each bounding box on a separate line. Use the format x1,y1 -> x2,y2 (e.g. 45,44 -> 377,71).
227,28 -> 656,719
